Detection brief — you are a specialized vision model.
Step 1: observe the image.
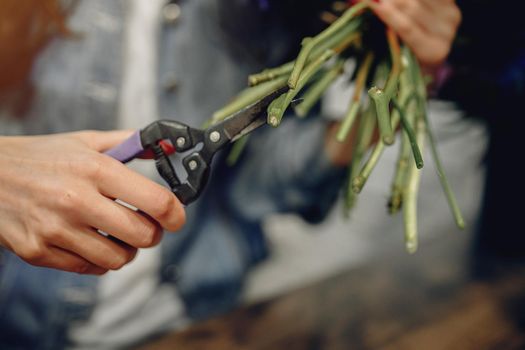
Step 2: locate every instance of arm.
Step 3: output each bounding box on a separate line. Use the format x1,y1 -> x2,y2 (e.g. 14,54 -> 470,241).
0,131 -> 185,274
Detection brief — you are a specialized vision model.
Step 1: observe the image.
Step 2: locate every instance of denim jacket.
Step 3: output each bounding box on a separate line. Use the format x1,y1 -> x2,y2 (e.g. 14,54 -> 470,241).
0,1 -> 344,348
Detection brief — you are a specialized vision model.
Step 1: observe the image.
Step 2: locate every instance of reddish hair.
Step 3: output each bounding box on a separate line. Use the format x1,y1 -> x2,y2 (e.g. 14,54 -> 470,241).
0,0 -> 72,116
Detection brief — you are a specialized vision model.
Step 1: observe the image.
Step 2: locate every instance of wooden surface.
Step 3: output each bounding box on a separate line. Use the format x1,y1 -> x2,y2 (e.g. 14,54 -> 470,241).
137,233 -> 525,350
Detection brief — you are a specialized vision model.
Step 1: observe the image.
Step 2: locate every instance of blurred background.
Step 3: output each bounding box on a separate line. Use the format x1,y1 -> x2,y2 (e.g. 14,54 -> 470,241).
244,88 -> 486,303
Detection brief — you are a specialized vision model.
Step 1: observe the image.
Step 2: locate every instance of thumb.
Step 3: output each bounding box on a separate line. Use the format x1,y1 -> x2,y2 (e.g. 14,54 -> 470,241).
71,130 -> 135,152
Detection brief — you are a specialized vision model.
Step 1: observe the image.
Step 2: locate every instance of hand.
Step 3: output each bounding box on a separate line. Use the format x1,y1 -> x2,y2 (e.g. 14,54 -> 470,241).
369,0 -> 461,68
0,131 -> 185,274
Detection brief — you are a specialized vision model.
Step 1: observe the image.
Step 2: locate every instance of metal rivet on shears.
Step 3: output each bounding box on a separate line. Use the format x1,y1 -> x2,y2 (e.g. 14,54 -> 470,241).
188,160 -> 198,171
209,131 -> 221,143
176,137 -> 186,148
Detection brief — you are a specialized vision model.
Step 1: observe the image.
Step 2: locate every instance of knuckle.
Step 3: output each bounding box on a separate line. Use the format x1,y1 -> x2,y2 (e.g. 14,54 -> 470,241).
18,240 -> 47,264
127,248 -> 138,262
71,154 -> 106,181
402,0 -> 418,17
40,225 -> 63,242
149,189 -> 185,231
152,189 -> 177,221
137,222 -> 160,248
73,261 -> 92,274
108,252 -> 129,270
55,188 -> 83,213
172,206 -> 186,231
397,20 -> 413,37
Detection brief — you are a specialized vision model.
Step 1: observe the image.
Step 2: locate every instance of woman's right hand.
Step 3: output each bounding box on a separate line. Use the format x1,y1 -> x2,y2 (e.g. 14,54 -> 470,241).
0,130 -> 186,275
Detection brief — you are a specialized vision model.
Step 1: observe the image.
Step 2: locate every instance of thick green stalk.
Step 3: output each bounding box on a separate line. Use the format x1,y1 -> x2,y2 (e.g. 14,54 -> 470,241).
337,104 -> 360,142
295,60 -> 345,117
407,50 -> 465,229
268,49 -> 335,127
352,141 -> 384,193
352,63 -> 402,194
248,61 -> 295,87
288,1 -> 369,89
352,109 -> 402,193
345,103 -> 377,211
403,116 -> 426,254
388,50 -> 414,213
392,99 -> 424,169
389,127 -> 411,214
368,28 -> 402,145
336,52 -> 374,141
210,75 -> 288,125
248,21 -> 360,87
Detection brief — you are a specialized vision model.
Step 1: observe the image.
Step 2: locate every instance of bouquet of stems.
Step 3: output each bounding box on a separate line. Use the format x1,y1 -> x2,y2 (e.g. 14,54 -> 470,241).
209,1 -> 464,253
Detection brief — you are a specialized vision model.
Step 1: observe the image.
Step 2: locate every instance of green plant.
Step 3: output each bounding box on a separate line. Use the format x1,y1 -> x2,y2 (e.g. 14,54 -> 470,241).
209,1 -> 464,253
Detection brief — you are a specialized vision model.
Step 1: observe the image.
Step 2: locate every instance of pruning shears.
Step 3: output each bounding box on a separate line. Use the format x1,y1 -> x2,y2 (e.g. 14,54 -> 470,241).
105,87 -> 289,205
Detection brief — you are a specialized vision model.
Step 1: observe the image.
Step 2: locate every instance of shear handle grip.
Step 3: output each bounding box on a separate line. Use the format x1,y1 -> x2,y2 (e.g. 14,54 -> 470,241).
104,130 -> 144,163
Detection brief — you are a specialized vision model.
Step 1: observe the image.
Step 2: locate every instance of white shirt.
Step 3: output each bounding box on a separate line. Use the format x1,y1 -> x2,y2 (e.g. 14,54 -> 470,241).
69,1 -> 188,348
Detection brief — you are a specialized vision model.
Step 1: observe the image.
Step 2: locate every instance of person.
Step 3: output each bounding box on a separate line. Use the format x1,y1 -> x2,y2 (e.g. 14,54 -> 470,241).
0,0 -> 461,348
437,0 -> 525,267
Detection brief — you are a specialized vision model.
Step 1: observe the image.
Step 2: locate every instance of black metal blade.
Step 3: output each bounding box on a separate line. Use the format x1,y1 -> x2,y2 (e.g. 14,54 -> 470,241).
213,86 -> 288,142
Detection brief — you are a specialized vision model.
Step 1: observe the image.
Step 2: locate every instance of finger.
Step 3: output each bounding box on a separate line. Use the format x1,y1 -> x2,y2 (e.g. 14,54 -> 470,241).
370,1 -> 447,65
51,223 -> 139,270
95,158 -> 186,232
387,0 -> 448,39
417,0 -> 461,39
71,130 -> 135,152
34,246 -> 108,275
371,2 -> 423,47
75,189 -> 165,248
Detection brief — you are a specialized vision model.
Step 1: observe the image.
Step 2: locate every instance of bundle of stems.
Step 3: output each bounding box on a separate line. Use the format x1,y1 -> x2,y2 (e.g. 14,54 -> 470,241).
211,1 -> 464,253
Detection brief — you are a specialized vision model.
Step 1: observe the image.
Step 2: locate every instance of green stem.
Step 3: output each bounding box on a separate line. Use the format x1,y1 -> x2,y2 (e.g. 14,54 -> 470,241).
268,49 -> 335,127
352,108 -> 402,193
248,61 -> 295,87
423,108 -> 465,229
389,127 -> 411,214
295,60 -> 345,118
336,52 -> 374,141
403,116 -> 426,254
368,29 -> 402,145
407,49 -> 465,229
336,103 -> 360,142
388,48 -> 414,213
352,141 -> 384,193
345,103 -> 377,211
248,21 -> 360,87
288,1 -> 369,89
392,99 -> 424,169
210,75 -> 288,125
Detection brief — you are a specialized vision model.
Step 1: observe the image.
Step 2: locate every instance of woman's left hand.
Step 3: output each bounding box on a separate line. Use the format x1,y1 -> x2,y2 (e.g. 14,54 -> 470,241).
369,0 -> 462,68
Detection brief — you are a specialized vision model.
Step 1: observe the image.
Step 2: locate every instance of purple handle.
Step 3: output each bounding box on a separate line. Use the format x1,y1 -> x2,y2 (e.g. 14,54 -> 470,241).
104,131 -> 144,163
